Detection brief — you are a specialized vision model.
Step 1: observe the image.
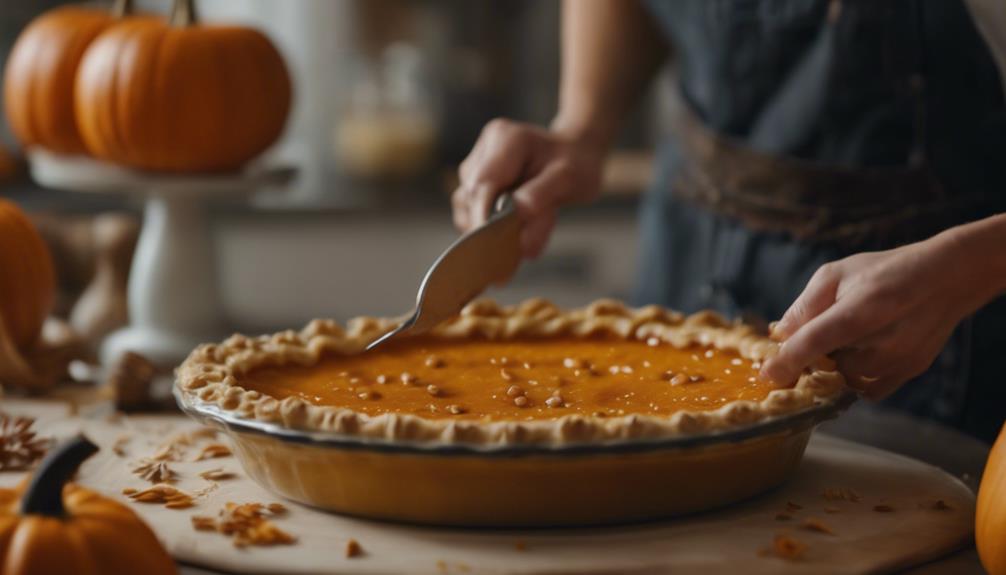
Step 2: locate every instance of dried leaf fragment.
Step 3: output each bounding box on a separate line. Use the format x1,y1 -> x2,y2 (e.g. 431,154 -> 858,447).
125,484 -> 195,509
187,427 -> 219,442
760,533 -> 807,560
132,459 -> 176,483
194,443 -> 231,461
345,538 -> 364,558
151,443 -> 182,462
800,517 -> 835,535
0,413 -> 49,471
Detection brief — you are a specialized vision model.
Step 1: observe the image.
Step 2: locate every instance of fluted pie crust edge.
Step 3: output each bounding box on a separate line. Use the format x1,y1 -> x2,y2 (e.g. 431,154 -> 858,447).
174,299 -> 847,448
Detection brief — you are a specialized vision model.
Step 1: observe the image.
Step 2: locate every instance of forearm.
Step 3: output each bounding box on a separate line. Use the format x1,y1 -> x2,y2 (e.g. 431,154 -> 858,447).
940,212 -> 1006,303
552,0 -> 668,149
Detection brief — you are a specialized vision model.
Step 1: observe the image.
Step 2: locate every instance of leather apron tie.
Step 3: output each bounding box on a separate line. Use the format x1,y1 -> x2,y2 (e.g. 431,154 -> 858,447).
670,100 -> 990,249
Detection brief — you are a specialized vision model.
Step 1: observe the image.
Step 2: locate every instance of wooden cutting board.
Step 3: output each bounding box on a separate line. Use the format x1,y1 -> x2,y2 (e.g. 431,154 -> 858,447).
1,400 -> 976,575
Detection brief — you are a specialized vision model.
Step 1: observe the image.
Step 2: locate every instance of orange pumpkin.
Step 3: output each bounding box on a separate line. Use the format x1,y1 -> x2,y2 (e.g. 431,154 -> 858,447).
3,1 -> 132,155
75,0 -> 291,172
0,199 -> 55,351
978,422 -> 1006,575
0,435 -> 176,575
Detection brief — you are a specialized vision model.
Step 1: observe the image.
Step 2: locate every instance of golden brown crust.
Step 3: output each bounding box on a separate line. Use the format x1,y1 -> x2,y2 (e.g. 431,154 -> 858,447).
174,299 -> 847,448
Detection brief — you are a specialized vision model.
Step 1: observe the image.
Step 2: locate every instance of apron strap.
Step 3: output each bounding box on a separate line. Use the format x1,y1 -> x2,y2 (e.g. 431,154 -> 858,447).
670,97 -> 989,248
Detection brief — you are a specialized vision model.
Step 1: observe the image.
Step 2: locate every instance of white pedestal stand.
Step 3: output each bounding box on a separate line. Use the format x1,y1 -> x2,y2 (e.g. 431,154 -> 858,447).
29,150 -> 295,368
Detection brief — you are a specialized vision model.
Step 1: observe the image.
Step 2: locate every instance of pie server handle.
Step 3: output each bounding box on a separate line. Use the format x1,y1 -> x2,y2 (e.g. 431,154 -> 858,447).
366,191 -> 521,351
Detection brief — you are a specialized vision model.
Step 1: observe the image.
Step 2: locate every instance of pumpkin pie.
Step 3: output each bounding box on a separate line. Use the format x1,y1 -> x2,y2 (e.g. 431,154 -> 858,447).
175,299 -> 846,448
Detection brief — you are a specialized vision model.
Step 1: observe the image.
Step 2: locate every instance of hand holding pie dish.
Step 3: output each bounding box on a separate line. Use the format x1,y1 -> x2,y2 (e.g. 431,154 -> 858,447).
175,298 -> 851,526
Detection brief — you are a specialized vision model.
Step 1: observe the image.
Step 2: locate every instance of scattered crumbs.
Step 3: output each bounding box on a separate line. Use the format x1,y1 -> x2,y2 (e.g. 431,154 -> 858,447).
822,487 -> 861,503
800,517 -> 835,535
921,499 -> 953,511
191,516 -> 216,531
111,434 -> 131,457
759,533 -> 807,561
193,482 -> 220,500
199,468 -> 237,481
345,538 -> 364,558
122,487 -> 137,496
873,504 -> 895,513
193,502 -> 295,547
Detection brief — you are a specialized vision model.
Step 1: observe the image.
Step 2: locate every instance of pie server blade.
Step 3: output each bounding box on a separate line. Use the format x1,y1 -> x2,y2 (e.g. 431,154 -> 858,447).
366,193 -> 521,351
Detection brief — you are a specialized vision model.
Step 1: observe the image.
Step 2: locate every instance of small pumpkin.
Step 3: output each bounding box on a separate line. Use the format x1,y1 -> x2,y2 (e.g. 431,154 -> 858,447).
75,0 -> 291,172
3,0 -> 133,155
0,435 -> 176,575
978,422 -> 1006,575
0,199 -> 56,351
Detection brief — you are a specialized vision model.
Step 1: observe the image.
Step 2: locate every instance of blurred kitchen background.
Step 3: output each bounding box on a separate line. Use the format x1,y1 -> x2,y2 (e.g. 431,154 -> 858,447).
0,0 -> 995,508
0,0 -> 666,334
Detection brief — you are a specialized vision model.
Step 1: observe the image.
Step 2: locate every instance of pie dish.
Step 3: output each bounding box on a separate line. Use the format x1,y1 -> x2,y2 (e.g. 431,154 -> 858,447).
175,298 -> 851,526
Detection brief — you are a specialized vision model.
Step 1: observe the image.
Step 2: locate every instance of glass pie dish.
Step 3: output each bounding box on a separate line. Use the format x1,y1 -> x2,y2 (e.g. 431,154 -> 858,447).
174,299 -> 853,526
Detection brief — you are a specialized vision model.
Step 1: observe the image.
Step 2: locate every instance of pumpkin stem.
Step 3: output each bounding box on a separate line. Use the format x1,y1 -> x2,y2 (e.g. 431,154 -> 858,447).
111,0 -> 133,18
170,0 -> 198,27
20,435 -> 99,518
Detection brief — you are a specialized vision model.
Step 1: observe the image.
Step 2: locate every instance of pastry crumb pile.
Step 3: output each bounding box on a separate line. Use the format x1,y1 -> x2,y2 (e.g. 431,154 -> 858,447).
191,502 -> 295,548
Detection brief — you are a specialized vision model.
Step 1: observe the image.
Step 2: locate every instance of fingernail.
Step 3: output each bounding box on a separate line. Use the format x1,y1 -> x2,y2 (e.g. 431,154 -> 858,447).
770,320 -> 791,342
759,361 -> 788,386
758,365 -> 773,382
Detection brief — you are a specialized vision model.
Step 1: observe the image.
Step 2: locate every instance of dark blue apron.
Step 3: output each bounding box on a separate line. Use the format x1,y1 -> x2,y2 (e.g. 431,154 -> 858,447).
638,0 -> 1006,442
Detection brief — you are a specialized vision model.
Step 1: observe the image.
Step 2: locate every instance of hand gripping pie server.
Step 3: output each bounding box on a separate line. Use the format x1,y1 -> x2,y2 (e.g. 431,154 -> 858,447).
366,193 -> 521,351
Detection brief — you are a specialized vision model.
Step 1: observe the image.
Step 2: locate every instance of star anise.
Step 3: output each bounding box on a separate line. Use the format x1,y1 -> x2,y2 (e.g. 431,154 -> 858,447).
131,459 -> 177,483
0,413 -> 49,471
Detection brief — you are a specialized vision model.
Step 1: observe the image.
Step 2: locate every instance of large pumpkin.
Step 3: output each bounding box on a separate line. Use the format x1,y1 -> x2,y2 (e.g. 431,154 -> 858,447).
3,1 -> 132,155
0,200 -> 56,351
978,423 -> 1006,575
75,0 -> 292,172
0,435 -> 176,575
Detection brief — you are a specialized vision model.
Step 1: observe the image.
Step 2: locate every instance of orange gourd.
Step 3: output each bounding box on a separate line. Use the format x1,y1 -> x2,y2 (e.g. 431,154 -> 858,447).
3,1 -> 132,155
0,435 -> 176,575
75,0 -> 291,172
978,423 -> 1006,575
0,199 -> 55,351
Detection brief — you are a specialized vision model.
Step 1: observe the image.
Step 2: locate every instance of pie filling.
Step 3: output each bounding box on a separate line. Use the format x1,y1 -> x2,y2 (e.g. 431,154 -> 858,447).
238,336 -> 775,421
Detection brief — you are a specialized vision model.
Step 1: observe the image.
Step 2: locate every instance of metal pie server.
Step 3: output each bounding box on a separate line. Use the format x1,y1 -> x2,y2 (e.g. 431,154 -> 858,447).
366,192 -> 521,351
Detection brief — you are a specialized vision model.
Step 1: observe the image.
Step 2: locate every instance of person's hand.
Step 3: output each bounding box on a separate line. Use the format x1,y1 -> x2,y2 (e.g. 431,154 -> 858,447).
452,119 -> 607,258
760,227 -> 1004,398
